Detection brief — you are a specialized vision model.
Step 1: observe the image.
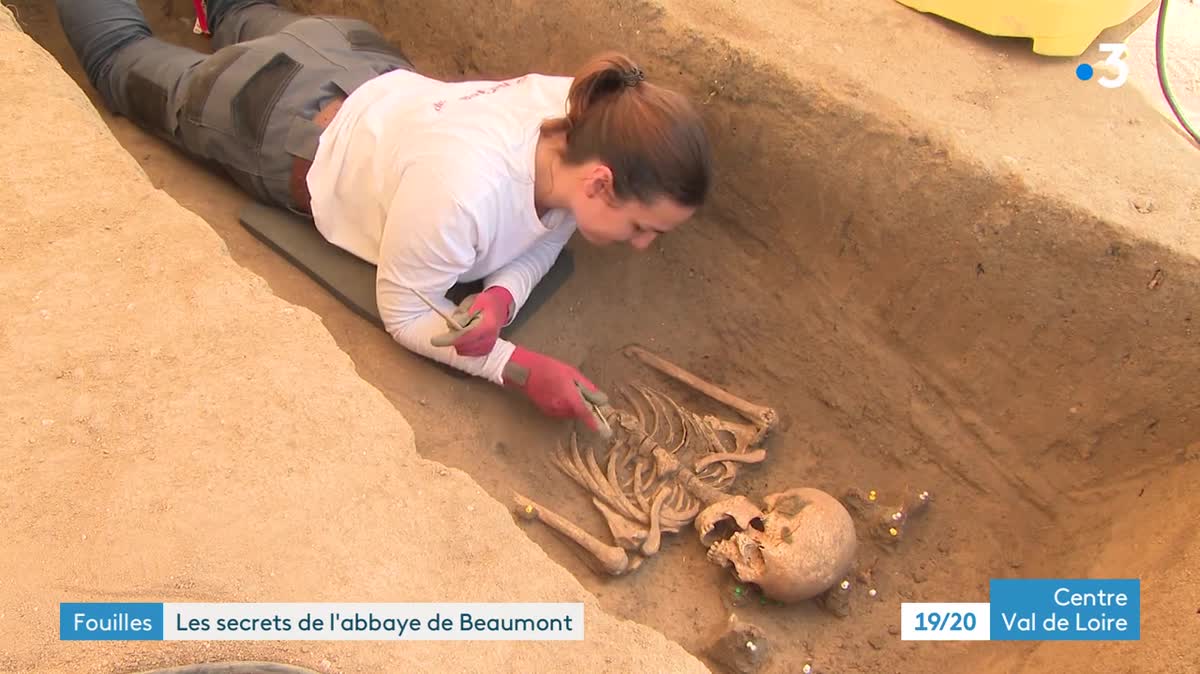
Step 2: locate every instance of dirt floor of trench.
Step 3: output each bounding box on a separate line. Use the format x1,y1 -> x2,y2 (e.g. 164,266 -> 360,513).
11,1 -> 1200,673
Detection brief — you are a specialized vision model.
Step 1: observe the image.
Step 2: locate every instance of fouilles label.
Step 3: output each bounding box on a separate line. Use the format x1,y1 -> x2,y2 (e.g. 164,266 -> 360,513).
60,603 -> 164,640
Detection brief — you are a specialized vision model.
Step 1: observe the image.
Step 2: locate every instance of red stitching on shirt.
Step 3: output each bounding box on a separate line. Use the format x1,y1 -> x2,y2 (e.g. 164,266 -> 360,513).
432,76 -> 529,112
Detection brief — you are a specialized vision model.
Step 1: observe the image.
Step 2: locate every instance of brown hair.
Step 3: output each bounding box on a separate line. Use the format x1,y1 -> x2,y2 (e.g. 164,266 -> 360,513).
543,52 -> 711,208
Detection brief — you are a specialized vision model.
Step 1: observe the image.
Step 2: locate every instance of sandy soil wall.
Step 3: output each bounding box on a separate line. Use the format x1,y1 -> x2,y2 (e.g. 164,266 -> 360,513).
0,7 -> 708,673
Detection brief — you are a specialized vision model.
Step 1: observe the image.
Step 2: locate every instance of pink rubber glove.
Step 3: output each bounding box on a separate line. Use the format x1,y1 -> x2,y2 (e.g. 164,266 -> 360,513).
502,346 -> 611,437
429,286 -> 514,357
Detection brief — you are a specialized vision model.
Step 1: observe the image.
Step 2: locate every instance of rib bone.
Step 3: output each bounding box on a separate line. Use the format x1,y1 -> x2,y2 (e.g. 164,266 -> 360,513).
605,440 -> 647,522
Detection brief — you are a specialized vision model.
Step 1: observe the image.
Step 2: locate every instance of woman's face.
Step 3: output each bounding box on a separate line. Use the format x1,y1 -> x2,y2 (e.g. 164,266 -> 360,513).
569,167 -> 696,250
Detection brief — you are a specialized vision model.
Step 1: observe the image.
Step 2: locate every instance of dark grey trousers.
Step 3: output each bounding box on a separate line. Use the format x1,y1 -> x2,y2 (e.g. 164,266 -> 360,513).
56,1 -> 414,211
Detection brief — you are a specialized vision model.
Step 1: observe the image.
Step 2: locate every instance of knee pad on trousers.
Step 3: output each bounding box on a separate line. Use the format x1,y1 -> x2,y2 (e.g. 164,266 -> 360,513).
108,38 -> 206,140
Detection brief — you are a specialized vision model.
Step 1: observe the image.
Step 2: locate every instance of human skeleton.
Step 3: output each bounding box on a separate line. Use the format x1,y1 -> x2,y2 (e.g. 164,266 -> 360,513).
514,345 -> 859,603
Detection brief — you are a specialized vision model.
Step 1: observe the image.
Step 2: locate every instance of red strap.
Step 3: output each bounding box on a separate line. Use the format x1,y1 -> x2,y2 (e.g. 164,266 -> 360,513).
192,0 -> 209,33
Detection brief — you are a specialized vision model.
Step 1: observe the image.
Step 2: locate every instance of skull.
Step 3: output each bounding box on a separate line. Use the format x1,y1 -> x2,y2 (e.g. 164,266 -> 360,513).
703,487 -> 858,603
696,495 -> 766,547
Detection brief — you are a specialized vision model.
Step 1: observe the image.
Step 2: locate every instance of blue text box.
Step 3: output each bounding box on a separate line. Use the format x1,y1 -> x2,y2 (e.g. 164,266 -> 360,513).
60,603 -> 164,641
989,579 -> 1139,641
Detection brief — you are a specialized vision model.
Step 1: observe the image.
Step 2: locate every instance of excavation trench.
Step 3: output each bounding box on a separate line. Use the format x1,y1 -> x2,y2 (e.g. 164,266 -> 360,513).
16,0 -> 1200,672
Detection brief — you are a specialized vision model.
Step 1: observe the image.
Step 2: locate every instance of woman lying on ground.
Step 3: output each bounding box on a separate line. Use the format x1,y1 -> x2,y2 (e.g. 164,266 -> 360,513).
57,0 -> 712,435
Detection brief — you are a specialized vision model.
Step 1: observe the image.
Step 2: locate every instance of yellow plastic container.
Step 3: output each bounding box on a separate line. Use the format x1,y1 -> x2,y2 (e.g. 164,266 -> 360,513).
894,0 -> 1157,56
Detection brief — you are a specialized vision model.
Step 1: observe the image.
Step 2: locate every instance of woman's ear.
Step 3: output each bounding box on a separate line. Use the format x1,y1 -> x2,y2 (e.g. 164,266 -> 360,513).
583,164 -> 615,200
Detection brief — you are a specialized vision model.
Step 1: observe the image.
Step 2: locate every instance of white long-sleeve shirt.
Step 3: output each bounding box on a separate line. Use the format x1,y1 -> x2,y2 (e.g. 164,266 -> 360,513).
305,69 -> 577,385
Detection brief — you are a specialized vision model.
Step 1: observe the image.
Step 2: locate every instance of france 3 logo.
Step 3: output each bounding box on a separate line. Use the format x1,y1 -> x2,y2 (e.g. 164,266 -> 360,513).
1075,43 -> 1129,88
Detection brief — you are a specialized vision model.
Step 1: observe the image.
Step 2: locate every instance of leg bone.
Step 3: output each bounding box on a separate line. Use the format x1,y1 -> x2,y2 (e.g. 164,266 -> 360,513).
514,493 -> 639,575
624,345 -> 778,437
